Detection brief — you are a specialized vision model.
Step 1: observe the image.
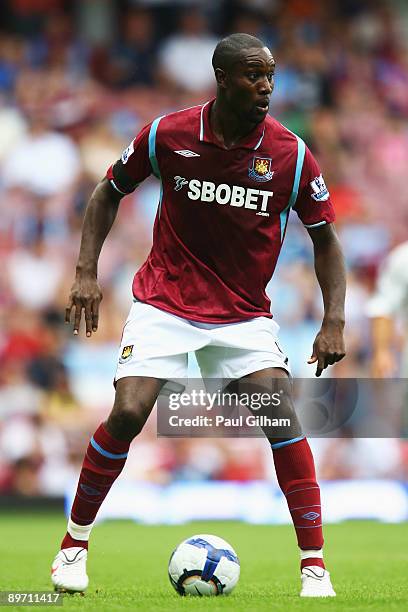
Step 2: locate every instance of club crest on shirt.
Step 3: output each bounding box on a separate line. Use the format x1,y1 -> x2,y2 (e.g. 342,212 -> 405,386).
119,345 -> 134,363
248,156 -> 274,182
310,174 -> 329,202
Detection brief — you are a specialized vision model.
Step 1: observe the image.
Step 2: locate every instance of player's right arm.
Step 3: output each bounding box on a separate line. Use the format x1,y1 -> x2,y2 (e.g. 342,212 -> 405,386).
66,179 -> 123,336
66,123 -> 153,336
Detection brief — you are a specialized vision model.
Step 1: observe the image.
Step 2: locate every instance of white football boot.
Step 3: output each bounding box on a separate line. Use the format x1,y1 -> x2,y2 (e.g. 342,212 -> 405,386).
300,566 -> 336,597
51,547 -> 89,593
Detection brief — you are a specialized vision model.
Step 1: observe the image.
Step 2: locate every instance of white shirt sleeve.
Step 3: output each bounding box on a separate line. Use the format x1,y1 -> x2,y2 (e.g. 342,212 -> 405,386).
366,243 -> 408,317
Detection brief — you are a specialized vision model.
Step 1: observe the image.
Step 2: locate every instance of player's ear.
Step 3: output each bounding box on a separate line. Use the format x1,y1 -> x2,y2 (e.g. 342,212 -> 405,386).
214,68 -> 227,88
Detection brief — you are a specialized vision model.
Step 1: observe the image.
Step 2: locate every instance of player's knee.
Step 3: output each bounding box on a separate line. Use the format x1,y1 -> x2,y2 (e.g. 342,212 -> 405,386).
107,400 -> 151,440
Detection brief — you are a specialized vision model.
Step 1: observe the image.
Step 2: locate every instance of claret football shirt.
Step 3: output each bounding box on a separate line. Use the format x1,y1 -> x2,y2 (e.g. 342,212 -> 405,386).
106,100 -> 335,323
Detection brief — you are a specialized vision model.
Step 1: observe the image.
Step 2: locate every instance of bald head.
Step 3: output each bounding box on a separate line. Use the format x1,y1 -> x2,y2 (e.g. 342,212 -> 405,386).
212,33 -> 265,72
211,33 -> 275,127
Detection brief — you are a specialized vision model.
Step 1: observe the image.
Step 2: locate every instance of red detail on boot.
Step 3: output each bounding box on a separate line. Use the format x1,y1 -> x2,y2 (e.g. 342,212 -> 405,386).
272,438 -> 324,550
61,532 -> 88,551
69,423 -> 130,527
301,557 -> 325,570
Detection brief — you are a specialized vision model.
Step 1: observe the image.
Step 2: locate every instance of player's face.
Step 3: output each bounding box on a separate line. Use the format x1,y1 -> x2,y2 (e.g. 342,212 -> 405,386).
224,47 -> 275,124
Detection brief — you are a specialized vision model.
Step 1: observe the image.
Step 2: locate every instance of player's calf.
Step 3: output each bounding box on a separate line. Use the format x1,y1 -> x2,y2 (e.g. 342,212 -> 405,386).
60,421 -> 131,552
272,437 -> 324,559
271,436 -> 336,595
52,377 -> 164,591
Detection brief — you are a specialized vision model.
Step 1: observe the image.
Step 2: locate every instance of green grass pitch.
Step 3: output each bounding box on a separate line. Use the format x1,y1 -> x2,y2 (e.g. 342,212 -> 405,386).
0,514 -> 407,611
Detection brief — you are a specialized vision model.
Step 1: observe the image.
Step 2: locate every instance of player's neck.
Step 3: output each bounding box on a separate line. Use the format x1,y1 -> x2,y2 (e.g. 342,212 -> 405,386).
211,99 -> 259,150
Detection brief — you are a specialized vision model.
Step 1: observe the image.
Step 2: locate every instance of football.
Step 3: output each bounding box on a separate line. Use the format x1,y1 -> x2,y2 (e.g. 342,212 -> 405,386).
168,533 -> 240,596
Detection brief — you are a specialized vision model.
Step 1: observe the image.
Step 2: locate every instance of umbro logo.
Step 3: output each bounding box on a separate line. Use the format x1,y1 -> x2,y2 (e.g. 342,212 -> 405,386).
80,484 -> 100,496
174,149 -> 200,157
302,511 -> 320,521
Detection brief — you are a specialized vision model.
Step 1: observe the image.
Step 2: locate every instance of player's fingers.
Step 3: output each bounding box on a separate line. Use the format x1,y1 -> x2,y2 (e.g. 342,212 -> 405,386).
91,299 -> 100,332
307,353 -> 317,364
85,302 -> 93,337
316,354 -> 325,377
73,302 -> 82,335
92,298 -> 102,331
65,298 -> 74,324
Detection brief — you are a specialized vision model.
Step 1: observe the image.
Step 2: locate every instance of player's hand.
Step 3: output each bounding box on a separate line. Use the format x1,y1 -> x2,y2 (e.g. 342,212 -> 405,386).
308,321 -> 345,377
65,275 -> 103,337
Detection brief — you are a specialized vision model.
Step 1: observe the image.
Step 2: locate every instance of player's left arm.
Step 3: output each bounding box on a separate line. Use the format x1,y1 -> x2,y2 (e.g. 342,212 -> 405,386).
292,145 -> 346,376
307,223 -> 346,376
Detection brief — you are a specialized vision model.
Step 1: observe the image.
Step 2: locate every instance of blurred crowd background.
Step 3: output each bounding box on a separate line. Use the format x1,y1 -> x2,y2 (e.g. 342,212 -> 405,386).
1,0 -> 407,499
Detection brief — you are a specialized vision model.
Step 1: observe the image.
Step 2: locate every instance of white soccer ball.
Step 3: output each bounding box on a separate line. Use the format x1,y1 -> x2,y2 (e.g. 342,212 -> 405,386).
168,534 -> 240,596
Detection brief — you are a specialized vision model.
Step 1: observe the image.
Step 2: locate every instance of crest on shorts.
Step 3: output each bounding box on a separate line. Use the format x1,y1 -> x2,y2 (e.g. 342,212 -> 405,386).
119,345 -> 134,363
248,156 -> 274,182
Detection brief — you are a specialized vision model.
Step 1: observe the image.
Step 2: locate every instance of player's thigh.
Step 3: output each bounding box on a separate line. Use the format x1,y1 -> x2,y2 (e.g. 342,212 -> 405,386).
114,375 -> 166,416
244,366 -> 288,381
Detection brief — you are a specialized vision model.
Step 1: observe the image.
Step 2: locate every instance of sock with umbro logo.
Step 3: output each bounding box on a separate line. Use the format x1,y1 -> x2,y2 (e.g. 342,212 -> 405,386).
271,437 -> 325,567
61,423 -> 130,550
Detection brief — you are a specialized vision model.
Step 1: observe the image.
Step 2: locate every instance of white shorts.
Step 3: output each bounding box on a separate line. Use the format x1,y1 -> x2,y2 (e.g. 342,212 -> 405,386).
115,300 -> 290,390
